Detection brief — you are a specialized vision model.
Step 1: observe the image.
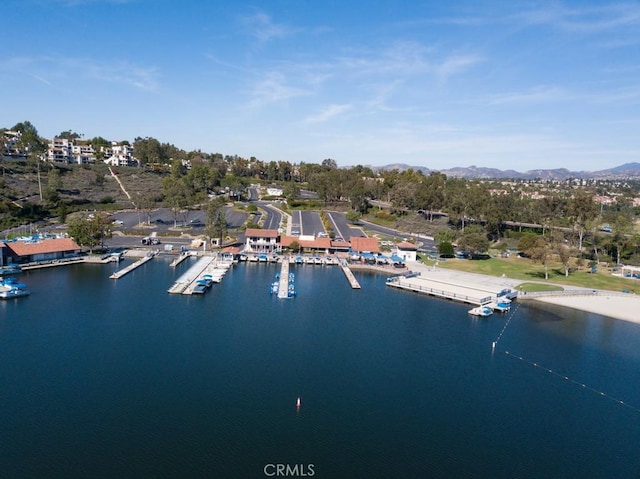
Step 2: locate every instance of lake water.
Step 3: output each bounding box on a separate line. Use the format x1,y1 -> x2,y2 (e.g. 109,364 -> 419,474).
1,258 -> 640,478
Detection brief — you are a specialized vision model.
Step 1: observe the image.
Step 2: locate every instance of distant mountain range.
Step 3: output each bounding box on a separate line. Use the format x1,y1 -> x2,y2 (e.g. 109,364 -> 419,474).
371,162 -> 640,180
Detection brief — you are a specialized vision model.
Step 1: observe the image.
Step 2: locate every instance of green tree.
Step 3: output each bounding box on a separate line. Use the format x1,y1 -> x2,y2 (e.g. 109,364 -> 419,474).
433,227 -> 457,246
162,176 -> 190,226
567,190 -> 598,252
517,232 -> 539,253
44,167 -> 62,205
205,197 -> 227,247
457,224 -> 490,254
416,172 -> 446,221
13,121 -> 46,201
345,211 -> 361,223
67,213 -> 112,253
438,241 -> 455,257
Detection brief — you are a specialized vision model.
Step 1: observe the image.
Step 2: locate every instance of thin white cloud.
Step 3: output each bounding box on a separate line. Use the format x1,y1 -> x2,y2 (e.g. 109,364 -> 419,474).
304,104 -> 352,123
50,0 -> 134,6
434,54 -> 484,83
247,71 -> 313,107
240,11 -> 294,44
31,74 -> 52,86
486,86 -> 570,105
515,2 -> 640,33
2,56 -> 159,91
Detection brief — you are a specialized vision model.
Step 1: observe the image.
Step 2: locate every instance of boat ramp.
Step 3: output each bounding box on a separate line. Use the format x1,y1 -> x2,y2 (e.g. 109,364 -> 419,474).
109,251 -> 157,279
167,256 -> 232,295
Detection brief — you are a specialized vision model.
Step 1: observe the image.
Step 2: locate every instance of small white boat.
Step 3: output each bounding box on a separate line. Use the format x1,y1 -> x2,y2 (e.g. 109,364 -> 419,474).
468,305 -> 493,317
0,278 -> 30,299
489,300 -> 511,313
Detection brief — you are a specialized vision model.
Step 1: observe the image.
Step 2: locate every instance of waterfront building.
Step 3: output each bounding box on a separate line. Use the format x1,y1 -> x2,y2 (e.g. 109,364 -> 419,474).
4,237 -> 82,264
244,228 -> 280,254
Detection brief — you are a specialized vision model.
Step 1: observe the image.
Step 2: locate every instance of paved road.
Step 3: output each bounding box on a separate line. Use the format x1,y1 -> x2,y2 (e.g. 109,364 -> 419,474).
359,219 -> 437,252
290,211 -> 302,235
300,211 -> 324,237
255,202 -> 282,230
326,211 -> 366,240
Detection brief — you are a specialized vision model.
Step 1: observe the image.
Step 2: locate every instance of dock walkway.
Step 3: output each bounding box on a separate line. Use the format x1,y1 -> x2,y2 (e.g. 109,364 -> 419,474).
385,264 -> 513,305
340,261 -> 361,289
167,256 -> 215,294
109,252 -> 156,279
277,259 -> 291,298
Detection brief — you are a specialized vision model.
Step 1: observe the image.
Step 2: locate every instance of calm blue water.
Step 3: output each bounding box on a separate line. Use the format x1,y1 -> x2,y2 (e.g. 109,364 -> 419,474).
1,258 -> 640,478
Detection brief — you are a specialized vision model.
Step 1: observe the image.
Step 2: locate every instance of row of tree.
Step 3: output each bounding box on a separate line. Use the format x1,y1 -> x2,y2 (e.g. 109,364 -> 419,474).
3,122 -> 639,264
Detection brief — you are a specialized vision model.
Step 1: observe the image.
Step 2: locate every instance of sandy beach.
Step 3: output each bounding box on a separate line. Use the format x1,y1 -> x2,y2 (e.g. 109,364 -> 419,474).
531,294 -> 640,324
406,262 -> 640,325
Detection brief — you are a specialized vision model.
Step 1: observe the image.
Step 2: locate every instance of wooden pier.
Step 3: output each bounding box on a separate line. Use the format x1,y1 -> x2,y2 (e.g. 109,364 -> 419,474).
340,261 -> 361,289
109,252 -> 156,279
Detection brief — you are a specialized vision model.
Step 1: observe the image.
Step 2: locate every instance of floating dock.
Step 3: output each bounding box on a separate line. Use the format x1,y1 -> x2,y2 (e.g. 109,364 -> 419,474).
340,261 -> 361,289
277,260 -> 291,298
385,271 -> 497,305
167,256 -> 233,294
109,252 -> 156,279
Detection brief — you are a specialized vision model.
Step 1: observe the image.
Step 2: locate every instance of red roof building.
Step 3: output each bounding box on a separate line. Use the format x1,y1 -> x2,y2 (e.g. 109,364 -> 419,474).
349,237 -> 380,254
5,237 -> 82,263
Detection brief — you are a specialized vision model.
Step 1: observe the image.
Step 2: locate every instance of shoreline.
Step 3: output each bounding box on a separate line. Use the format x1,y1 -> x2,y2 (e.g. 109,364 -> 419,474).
403,261 -> 640,325
528,293 -> 640,325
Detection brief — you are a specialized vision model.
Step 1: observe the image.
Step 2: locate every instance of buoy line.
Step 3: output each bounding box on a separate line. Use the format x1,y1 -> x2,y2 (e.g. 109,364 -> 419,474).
503,350 -> 640,413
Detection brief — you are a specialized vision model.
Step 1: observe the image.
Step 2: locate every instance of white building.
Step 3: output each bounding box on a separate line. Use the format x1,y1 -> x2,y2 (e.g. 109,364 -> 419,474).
2,130 -> 25,159
47,138 -> 74,163
71,143 -> 96,164
394,241 -> 418,262
244,228 -> 280,254
103,142 -> 138,167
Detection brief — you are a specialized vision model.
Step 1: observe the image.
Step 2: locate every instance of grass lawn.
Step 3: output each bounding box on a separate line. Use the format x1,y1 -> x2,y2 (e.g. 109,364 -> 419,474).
515,283 -> 564,293
422,255 -> 639,294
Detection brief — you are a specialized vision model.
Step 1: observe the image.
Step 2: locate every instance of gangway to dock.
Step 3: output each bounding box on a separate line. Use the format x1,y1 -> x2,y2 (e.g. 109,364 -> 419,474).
109,252 -> 156,279
170,251 -> 193,267
340,261 -> 361,289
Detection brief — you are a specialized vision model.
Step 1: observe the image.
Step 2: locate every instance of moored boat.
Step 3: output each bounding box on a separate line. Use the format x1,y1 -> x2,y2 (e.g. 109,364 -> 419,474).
0,277 -> 30,299
468,305 -> 493,317
0,264 -> 22,275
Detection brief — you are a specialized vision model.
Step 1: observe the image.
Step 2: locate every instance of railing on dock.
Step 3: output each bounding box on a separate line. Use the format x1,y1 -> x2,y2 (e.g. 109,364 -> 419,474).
386,279 -> 491,305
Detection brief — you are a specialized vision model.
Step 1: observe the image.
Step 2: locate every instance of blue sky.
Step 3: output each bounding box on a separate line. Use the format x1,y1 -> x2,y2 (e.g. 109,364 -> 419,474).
2,0 -> 639,171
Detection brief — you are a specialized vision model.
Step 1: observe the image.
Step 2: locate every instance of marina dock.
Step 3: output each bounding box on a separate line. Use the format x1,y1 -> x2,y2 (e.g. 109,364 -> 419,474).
340,261 -> 361,289
109,252 -> 156,279
277,260 -> 291,298
167,256 -> 232,294
385,267 -> 508,306
170,251 -> 193,267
